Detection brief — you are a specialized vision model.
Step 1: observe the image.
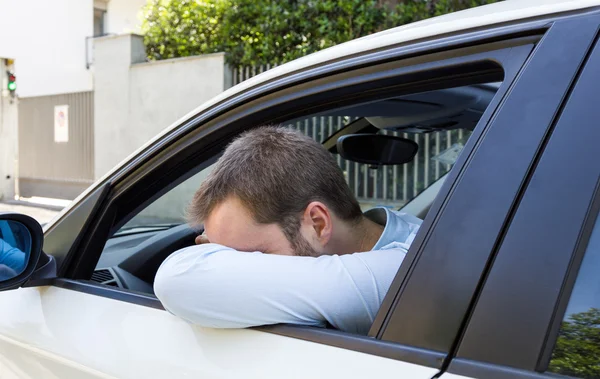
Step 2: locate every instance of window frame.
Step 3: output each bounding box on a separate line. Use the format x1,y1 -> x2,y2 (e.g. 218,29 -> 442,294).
37,9 -> 599,370
445,11 -> 600,379
93,7 -> 107,37
63,42 -> 531,280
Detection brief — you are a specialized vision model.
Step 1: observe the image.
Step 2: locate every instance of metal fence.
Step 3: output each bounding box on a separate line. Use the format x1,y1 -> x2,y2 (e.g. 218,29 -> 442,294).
18,91 -> 95,199
232,65 -> 470,208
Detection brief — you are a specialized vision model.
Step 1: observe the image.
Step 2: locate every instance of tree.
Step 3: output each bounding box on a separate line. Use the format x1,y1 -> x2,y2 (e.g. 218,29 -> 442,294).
549,308 -> 600,378
220,0 -> 389,66
141,0 -> 501,67
142,0 -> 227,61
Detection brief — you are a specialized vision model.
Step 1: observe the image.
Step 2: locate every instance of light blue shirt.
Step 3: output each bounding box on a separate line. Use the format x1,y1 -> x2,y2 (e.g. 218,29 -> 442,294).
0,239 -> 26,273
154,208 -> 422,335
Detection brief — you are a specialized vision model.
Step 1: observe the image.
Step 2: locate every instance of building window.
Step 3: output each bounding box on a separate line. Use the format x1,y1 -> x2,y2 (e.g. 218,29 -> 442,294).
94,8 -> 106,37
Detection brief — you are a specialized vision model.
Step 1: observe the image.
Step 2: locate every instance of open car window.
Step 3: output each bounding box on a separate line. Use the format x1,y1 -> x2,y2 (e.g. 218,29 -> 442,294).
94,81 -> 499,292
112,83 -> 495,237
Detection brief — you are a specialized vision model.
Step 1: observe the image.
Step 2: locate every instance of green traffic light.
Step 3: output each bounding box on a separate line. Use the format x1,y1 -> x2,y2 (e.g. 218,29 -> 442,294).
7,82 -> 16,91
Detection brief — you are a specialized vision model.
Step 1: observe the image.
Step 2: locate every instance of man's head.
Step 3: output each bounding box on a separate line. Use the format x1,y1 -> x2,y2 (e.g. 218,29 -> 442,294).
188,126 -> 364,256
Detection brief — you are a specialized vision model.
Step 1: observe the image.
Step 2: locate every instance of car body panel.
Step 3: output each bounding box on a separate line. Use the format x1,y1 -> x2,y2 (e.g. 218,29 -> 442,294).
0,287 -> 437,379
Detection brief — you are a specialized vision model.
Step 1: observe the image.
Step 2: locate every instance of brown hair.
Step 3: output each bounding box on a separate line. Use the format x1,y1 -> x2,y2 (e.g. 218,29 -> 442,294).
188,126 -> 363,246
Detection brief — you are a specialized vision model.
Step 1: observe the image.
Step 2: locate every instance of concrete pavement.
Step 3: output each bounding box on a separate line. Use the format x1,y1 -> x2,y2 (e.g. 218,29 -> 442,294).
0,202 -> 61,224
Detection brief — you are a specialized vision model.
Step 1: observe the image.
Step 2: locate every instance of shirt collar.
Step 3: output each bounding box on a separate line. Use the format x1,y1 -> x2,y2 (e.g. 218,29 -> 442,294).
364,207 -> 422,251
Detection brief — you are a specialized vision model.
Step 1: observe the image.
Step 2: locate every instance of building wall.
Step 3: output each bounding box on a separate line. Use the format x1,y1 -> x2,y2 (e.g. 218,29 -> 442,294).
0,0 -> 146,98
0,60 -> 18,201
0,0 -> 94,97
106,0 -> 147,34
94,34 -> 229,180
18,91 -> 95,200
93,34 -> 229,219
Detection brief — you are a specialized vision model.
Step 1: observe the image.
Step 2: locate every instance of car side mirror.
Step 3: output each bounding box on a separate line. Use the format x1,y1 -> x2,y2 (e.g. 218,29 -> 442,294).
0,213 -> 43,291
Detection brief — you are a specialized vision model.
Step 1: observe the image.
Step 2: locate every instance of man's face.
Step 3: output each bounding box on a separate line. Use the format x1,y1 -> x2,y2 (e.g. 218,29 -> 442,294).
203,196 -> 315,256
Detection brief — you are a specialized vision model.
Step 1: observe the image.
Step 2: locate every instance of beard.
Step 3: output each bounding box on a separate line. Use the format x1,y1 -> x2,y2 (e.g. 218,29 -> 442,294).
290,232 -> 320,257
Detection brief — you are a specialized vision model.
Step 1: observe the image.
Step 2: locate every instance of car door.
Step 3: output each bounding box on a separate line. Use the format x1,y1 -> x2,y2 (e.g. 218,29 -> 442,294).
0,10 -> 598,379
440,14 -> 600,379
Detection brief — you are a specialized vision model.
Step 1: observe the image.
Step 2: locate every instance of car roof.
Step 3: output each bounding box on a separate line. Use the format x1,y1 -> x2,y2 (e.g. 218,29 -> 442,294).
47,0 -> 600,230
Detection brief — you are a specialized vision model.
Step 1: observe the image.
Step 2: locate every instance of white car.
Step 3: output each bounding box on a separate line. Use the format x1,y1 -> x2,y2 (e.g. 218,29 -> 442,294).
2,1 -> 600,378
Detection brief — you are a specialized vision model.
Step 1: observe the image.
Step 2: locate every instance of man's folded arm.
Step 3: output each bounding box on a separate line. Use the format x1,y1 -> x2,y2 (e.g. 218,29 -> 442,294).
153,243 -> 396,334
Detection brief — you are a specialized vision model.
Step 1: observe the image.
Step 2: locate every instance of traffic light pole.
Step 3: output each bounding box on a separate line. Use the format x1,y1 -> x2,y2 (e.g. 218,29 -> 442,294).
0,58 -> 18,201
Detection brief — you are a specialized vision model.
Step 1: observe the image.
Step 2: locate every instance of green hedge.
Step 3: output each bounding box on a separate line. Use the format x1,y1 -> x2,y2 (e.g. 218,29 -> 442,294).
142,0 -> 500,67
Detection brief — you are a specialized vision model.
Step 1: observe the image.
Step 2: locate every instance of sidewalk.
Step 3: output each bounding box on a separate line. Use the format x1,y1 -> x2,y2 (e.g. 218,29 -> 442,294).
0,200 -> 64,224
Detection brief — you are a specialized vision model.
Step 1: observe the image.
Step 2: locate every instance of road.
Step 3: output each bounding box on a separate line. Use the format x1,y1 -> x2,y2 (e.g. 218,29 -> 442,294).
0,202 -> 61,224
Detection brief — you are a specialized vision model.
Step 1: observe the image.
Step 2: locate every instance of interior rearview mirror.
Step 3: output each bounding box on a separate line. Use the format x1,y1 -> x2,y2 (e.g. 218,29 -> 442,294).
0,213 -> 43,290
336,134 -> 418,165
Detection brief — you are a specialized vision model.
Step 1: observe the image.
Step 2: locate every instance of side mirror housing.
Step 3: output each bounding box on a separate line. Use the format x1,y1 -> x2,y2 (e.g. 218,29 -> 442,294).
0,213 -> 44,291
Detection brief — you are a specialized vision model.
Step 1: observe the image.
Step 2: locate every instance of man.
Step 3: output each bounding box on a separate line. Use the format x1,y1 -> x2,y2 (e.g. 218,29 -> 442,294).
0,237 -> 26,280
154,126 -> 422,335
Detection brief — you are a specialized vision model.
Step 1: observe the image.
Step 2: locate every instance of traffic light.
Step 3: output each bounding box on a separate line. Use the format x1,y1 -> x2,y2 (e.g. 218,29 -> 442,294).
7,71 -> 16,92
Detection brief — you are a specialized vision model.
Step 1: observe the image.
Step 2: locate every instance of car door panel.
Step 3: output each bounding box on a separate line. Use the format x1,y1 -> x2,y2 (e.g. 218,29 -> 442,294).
445,15 -> 600,378
0,287 -> 438,379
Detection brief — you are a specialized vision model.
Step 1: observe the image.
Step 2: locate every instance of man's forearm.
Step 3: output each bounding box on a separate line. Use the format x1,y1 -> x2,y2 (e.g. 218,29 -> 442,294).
153,243 -> 396,334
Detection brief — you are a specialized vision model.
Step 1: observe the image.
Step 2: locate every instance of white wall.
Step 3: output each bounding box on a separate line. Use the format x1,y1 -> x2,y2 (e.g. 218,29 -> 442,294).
0,0 -> 94,97
94,34 -> 229,180
106,0 -> 147,34
0,61 -> 18,200
0,0 -> 147,98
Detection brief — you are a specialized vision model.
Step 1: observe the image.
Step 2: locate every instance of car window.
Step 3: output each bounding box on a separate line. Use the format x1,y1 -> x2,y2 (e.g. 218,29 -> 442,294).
548,211 -> 600,379
114,131 -> 460,235
96,81 -> 499,293
117,164 -> 215,232
118,126 -> 465,233
114,85 -> 491,234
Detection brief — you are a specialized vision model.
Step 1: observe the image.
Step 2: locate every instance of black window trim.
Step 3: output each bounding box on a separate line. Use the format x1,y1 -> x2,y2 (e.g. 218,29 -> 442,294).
448,12 -> 600,376
447,358 -> 555,379
374,14 -> 599,359
66,39 -> 528,283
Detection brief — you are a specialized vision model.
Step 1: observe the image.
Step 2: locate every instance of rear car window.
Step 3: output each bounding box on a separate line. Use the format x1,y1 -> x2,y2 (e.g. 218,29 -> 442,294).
548,211 -> 600,378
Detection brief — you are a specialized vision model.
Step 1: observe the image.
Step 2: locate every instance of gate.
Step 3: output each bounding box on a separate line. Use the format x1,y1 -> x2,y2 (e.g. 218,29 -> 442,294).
18,91 -> 94,200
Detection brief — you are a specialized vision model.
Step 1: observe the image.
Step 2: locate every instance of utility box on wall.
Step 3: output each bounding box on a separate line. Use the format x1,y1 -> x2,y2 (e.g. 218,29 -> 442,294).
0,58 -> 18,201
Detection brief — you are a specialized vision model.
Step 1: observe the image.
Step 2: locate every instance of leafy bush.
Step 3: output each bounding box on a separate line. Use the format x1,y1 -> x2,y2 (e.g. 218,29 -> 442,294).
141,0 -> 500,67
142,0 -> 226,60
550,308 -> 600,378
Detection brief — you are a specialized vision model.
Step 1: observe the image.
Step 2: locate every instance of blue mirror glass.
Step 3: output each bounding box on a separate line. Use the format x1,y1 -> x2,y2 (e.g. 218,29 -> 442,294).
0,220 -> 32,281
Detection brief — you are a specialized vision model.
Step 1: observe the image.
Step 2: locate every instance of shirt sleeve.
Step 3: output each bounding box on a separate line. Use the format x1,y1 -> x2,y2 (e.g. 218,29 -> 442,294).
0,239 -> 26,273
153,243 -> 406,335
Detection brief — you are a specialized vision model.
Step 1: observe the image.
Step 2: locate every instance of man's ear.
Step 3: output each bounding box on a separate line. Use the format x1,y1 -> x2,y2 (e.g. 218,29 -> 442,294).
302,202 -> 333,244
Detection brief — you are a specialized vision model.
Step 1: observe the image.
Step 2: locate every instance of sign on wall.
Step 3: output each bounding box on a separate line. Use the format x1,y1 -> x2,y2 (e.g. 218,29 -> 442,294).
54,105 -> 69,143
